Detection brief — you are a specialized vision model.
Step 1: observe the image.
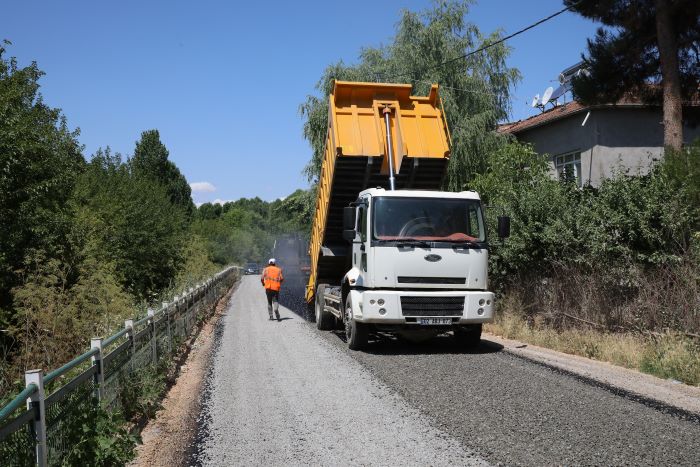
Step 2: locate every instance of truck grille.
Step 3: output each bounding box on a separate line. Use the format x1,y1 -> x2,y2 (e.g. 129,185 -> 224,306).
400,296 -> 465,317
397,276 -> 466,285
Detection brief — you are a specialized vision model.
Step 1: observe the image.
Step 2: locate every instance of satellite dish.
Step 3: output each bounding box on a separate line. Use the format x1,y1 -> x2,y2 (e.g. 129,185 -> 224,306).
531,94 -> 540,107
541,87 -> 554,105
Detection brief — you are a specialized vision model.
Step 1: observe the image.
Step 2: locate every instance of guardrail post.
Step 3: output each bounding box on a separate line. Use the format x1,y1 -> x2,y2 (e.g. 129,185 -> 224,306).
182,293 -> 187,335
25,370 -> 47,467
196,284 -> 201,317
207,281 -> 213,314
147,308 -> 157,364
124,319 -> 134,372
173,296 -> 180,340
91,338 -> 104,403
163,301 -> 172,355
186,289 -> 193,334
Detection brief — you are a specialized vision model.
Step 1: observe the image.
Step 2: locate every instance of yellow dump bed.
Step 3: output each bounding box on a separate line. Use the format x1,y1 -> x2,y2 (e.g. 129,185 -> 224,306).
305,81 -> 452,302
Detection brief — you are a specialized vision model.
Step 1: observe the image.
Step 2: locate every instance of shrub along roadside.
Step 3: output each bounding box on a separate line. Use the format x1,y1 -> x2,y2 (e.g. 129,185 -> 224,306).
57,274 -> 236,465
485,313 -> 700,387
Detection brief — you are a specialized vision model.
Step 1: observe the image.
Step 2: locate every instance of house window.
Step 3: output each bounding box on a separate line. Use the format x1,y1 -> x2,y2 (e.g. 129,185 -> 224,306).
554,152 -> 582,186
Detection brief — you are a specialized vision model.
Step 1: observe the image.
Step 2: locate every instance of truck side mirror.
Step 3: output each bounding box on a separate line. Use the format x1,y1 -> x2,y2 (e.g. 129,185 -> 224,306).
497,216 -> 511,240
343,206 -> 356,242
343,206 -> 356,230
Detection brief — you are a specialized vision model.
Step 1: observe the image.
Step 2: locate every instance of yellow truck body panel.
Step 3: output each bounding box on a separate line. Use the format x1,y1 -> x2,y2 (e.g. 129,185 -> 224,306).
305,81 -> 452,302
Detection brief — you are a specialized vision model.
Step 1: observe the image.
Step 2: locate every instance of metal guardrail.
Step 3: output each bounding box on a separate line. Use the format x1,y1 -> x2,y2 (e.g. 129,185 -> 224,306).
0,266 -> 238,466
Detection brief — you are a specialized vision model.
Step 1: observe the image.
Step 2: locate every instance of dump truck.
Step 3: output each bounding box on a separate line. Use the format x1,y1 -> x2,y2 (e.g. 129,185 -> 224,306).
305,81 -> 509,350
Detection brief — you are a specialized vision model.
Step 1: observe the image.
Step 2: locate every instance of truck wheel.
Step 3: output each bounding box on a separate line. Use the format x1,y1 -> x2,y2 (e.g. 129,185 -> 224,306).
344,298 -> 368,350
315,284 -> 335,330
454,324 -> 482,349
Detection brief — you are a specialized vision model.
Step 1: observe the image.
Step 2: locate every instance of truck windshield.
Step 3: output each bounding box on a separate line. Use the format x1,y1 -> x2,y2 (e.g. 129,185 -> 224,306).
372,197 -> 486,242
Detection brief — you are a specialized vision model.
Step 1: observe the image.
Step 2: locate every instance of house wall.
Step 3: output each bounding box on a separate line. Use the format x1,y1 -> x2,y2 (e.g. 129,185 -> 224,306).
515,107 -> 700,186
513,110 -> 594,183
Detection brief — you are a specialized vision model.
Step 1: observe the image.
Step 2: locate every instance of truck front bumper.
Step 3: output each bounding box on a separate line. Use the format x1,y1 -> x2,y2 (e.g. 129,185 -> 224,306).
349,289 -> 494,324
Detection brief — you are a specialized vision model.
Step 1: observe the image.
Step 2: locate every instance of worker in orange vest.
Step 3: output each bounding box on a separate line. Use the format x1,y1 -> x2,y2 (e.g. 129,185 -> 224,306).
261,258 -> 284,320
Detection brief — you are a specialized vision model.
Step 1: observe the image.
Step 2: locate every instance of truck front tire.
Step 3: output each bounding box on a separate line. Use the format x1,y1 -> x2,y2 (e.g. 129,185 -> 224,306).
344,298 -> 368,350
454,324 -> 482,349
315,284 -> 336,330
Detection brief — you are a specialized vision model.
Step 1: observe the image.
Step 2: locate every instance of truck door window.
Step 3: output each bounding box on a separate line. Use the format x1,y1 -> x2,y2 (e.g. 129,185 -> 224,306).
467,204 -> 482,239
359,205 -> 367,243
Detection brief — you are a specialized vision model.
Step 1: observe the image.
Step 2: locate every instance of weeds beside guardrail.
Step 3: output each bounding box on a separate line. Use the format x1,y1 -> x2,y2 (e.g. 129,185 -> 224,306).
0,266 -> 238,466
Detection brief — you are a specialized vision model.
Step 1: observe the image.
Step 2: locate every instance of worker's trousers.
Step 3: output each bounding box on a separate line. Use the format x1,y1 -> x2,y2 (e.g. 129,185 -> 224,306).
265,289 -> 280,319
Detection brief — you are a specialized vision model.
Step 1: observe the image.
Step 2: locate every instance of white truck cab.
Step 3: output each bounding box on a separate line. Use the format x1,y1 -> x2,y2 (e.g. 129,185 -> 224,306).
315,188 -> 508,350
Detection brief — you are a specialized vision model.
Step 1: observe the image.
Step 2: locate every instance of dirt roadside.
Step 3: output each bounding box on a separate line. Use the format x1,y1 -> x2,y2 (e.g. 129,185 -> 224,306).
130,285 -> 235,467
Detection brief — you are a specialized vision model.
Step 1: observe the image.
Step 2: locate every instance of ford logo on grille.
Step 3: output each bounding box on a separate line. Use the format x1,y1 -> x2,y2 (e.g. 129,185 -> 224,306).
424,254 -> 442,262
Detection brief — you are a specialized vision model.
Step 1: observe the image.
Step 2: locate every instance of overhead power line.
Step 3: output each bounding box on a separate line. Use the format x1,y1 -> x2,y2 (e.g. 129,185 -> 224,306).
379,0 -> 584,96
426,0 -> 584,72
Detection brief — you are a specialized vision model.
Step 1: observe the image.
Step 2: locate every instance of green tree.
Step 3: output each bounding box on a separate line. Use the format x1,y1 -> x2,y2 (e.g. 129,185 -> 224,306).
300,0 -> 519,189
130,129 -> 195,216
191,192 -> 314,266
74,149 -> 187,300
197,202 -> 223,220
566,0 -> 700,150
0,43 -> 84,319
175,234 -> 218,290
269,188 -> 315,234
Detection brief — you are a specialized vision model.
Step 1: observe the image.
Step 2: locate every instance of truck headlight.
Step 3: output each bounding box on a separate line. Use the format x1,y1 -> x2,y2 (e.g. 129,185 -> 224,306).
377,298 -> 385,306
378,308 -> 387,315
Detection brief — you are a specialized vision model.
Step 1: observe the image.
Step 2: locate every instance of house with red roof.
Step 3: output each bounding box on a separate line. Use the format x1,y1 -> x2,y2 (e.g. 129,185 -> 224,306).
498,100 -> 700,187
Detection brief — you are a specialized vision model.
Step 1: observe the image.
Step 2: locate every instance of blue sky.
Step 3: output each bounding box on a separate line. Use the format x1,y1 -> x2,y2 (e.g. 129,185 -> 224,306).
2,0 -> 599,204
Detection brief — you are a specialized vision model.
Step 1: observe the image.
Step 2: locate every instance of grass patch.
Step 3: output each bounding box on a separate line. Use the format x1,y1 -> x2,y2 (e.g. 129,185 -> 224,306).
485,313 -> 700,386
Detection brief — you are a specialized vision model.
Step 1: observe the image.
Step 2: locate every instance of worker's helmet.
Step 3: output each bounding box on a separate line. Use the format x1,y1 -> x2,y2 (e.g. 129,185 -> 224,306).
268,258 -> 276,264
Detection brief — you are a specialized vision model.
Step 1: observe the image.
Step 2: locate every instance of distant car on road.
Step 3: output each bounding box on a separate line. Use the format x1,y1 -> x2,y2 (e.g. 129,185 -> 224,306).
244,262 -> 260,275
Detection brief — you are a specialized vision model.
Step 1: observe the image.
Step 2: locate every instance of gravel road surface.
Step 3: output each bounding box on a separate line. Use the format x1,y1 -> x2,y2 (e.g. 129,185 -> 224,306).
195,276 -> 700,466
195,276 -> 487,466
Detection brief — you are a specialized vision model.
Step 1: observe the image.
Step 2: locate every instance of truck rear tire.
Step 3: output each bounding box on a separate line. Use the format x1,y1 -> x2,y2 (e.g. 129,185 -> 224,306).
315,284 -> 335,331
344,298 -> 368,350
454,324 -> 482,349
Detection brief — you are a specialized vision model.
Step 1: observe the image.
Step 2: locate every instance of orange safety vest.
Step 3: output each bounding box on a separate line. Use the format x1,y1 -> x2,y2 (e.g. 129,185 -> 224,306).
261,265 -> 284,291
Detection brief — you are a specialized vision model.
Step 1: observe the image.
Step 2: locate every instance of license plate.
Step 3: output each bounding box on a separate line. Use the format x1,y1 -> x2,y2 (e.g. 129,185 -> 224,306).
419,318 -> 452,325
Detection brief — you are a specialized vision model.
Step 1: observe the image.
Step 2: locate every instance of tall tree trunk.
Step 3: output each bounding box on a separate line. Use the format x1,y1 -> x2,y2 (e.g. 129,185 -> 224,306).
655,0 -> 683,150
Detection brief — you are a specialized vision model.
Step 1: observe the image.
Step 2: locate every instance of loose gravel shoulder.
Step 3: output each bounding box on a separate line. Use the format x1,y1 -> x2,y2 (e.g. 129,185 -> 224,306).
194,276 -> 487,466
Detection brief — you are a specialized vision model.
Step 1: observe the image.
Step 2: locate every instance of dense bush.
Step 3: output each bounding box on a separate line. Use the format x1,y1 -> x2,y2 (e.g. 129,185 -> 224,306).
0,46 -> 221,399
0,43 -> 84,324
59,399 -> 137,466
473,140 -> 700,335
73,148 -> 189,300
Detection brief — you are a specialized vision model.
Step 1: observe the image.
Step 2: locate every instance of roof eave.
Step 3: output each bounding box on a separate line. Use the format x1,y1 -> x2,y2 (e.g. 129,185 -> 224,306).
504,102 -> 654,135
